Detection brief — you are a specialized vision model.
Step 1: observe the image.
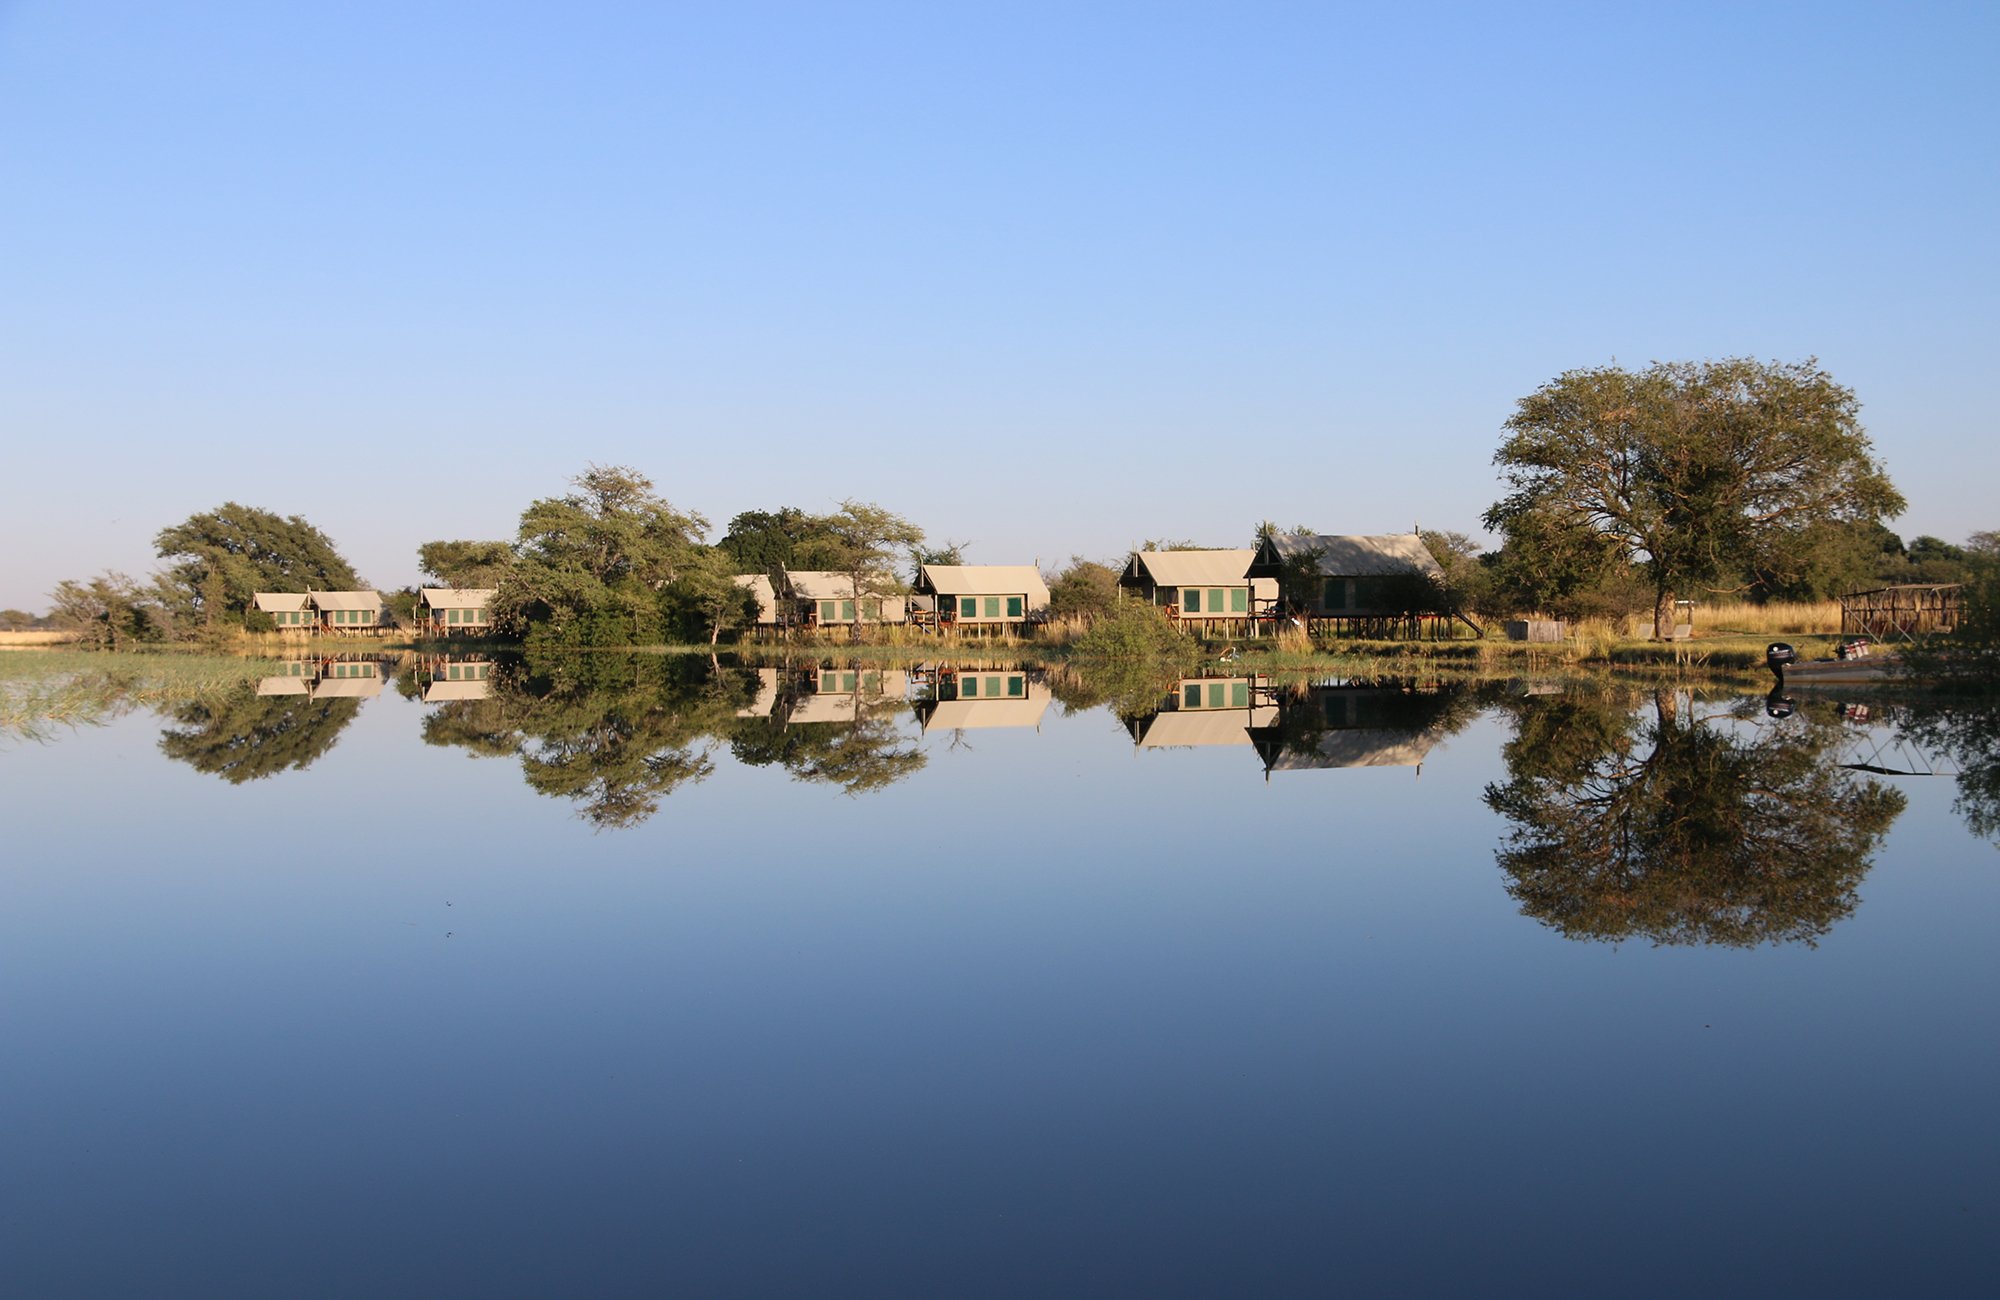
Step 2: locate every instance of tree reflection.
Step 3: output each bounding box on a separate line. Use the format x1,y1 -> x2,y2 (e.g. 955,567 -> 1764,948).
414,655 -> 929,825
1486,688 -> 1905,946
158,692 -> 360,783
1895,698 -> 2000,847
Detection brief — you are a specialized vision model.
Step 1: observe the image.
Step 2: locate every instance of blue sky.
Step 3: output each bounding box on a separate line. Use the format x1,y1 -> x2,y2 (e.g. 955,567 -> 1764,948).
2,1 -> 1994,607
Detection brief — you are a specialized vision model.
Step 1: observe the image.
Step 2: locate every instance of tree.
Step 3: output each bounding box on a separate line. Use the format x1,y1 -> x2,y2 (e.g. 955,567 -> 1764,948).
1486,359 -> 1905,638
155,503 -> 364,632
1046,557 -> 1121,622
664,547 -> 761,644
717,508 -> 844,575
493,465 -> 710,644
417,540 -> 515,589
814,500 -> 925,635
48,572 -> 156,651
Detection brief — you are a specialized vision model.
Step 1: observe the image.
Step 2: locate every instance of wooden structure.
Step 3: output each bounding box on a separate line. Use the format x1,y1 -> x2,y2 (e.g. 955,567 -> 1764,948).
251,592 -> 315,633
418,587 -> 496,636
780,571 -> 909,629
1839,584 -> 1962,640
1119,550 -> 1276,634
1245,533 -> 1452,637
419,656 -> 494,702
914,565 -> 1050,633
255,656 -> 387,699
252,590 -> 389,635
786,668 -> 910,723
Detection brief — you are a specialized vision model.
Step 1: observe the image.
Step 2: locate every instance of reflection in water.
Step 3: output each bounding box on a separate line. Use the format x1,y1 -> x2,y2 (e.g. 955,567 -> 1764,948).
1486,688 -> 1906,946
159,691 -> 361,784
912,664 -> 1053,733
1894,699 -> 2000,848
1125,674 -> 1476,777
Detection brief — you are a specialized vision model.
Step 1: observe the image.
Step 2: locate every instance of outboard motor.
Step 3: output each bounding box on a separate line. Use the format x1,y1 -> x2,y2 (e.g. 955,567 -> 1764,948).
1766,641 -> 1796,689
1765,687 -> 1796,720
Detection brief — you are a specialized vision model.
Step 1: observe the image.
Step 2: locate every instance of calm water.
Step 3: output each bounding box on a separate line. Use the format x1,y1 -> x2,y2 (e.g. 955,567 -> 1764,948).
4,655 -> 1997,1297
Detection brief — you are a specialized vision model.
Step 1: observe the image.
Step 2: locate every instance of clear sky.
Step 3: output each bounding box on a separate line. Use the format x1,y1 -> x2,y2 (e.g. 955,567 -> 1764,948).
2,1 -> 1994,608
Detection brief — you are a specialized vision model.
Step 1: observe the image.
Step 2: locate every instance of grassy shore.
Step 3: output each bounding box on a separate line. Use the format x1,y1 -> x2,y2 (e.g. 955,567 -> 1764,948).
0,649 -> 284,741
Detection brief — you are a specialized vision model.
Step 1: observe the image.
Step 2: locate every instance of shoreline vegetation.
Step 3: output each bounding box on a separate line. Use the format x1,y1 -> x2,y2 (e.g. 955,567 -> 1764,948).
14,360 -> 1993,689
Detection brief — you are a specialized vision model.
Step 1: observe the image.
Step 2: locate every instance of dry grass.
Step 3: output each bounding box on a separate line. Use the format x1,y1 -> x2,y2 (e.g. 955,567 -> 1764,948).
0,650 -> 279,743
1693,600 -> 1843,636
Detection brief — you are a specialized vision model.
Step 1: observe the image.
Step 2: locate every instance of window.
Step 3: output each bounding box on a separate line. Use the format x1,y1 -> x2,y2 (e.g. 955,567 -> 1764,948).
841,673 -> 857,692
1183,588 -> 1201,613
862,598 -> 882,620
841,600 -> 855,621
820,600 -> 837,622
1209,588 -> 1225,612
1184,684 -> 1200,708
1231,682 -> 1249,707
1323,578 -> 1346,610
985,676 -> 1002,697
1230,587 -> 1248,612
983,596 -> 1000,618
960,596 -> 977,618
963,676 -> 979,697
821,671 -> 838,691
1007,596 -> 1023,619
1208,683 -> 1225,708
448,608 -> 461,624
1007,676 -> 1023,697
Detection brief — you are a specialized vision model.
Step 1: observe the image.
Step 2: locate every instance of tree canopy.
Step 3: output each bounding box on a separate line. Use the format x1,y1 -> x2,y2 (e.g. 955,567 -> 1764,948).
418,540 -> 515,589
1485,359 -> 1904,636
155,503 -> 365,630
493,465 -> 710,644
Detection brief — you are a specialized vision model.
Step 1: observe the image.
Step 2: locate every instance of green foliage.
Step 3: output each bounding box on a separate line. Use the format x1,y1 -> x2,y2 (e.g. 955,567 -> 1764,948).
1486,689 -> 1906,945
1072,600 -> 1192,668
1419,529 -> 1493,616
1046,557 -> 1121,622
494,465 -> 710,645
1487,359 -> 1904,636
158,691 -> 361,783
1900,531 -> 2000,691
718,508 -> 840,574
417,540 -> 515,589
155,503 -> 364,631
48,572 -> 160,650
663,547 -> 761,643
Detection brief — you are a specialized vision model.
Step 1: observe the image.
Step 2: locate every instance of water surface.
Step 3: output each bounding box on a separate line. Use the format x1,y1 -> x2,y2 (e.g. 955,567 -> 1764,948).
4,655 -> 1996,1296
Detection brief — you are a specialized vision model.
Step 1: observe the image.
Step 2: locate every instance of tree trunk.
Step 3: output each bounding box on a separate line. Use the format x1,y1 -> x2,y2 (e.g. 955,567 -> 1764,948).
1653,585 -> 1675,641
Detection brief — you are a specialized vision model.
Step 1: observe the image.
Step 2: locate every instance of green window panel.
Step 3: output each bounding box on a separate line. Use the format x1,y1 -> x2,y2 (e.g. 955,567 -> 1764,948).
1209,588 -> 1225,612
1007,596 -> 1023,619
1230,587 -> 1248,612
841,600 -> 855,621
820,600 -> 837,622
1323,578 -> 1346,610
863,672 -> 880,691
1208,683 -> 1225,708
963,677 -> 979,697
841,673 -> 857,691
983,596 -> 1000,618
1231,682 -> 1249,707
1006,676 -> 1023,697
1183,588 -> 1201,613
821,671 -> 838,691
862,598 -> 882,620
985,676 -> 1002,696
960,596 -> 977,617
448,608 -> 461,623
1183,684 -> 1201,707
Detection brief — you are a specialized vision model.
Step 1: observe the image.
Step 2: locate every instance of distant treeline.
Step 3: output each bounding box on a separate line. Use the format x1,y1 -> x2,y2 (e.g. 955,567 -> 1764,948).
32,357 -> 1998,655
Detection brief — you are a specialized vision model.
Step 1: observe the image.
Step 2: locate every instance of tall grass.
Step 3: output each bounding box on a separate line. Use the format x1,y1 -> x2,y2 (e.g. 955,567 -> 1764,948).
0,650 -> 279,742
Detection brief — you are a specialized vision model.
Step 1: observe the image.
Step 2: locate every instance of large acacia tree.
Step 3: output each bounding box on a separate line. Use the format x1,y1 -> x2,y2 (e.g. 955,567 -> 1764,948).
493,465 -> 709,643
1485,359 -> 1904,638
155,503 -> 365,632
